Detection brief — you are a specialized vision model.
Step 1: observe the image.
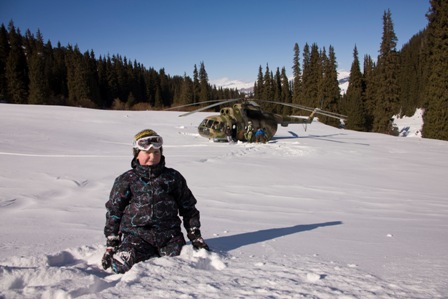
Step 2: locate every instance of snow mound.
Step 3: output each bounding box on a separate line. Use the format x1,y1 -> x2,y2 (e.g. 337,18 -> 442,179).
0,245 -> 421,298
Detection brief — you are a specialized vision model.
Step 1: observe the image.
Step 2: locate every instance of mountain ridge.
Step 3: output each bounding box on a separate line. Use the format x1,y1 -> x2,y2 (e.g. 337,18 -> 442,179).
211,70 -> 351,95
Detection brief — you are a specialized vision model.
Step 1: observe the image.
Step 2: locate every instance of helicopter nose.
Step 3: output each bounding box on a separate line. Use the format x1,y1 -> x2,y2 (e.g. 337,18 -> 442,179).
198,126 -> 210,137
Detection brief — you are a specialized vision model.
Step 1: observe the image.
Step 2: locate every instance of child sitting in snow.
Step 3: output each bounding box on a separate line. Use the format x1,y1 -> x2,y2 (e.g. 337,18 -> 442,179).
102,129 -> 209,274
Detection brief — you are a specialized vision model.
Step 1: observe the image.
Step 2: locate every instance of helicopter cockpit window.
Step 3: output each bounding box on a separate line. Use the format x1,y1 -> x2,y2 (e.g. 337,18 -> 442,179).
206,119 -> 215,128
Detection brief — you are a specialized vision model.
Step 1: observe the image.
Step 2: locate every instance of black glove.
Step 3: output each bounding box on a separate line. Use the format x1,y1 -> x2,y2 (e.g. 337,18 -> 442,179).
191,237 -> 210,251
102,235 -> 120,270
106,235 -> 121,248
187,228 -> 210,251
101,248 -> 114,270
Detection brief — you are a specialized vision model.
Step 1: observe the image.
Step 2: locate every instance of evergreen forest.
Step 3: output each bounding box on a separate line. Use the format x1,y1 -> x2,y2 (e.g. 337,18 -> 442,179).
0,0 -> 447,141
0,21 -> 243,111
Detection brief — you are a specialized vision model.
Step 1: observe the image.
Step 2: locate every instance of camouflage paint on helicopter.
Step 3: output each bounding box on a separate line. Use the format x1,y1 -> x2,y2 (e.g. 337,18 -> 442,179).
171,99 -> 347,143
197,101 -> 318,142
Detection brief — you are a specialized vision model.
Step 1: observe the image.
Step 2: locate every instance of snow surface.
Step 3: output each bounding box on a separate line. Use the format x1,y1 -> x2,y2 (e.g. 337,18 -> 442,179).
393,108 -> 424,138
338,70 -> 350,95
0,104 -> 447,299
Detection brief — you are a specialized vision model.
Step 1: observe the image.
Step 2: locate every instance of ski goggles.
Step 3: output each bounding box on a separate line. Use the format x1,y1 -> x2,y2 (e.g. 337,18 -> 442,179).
133,136 -> 163,151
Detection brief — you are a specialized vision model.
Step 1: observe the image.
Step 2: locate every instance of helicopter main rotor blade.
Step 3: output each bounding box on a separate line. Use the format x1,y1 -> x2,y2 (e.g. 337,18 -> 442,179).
178,98 -> 243,117
314,109 -> 347,120
164,100 -> 224,111
258,100 -> 316,113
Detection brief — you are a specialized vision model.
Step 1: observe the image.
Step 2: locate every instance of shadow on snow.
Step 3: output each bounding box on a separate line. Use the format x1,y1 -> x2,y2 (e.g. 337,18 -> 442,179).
207,221 -> 343,252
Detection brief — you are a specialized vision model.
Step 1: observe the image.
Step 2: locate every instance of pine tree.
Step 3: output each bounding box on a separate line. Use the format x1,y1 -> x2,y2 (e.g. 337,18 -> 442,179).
178,73 -> 193,105
28,29 -> 50,104
198,62 -> 209,103
422,0 -> 448,140
273,67 -> 282,111
292,43 -> 302,107
327,46 -> 340,100
170,74 -> 183,104
281,67 -> 292,115
154,86 -> 163,108
301,43 -> 329,110
125,61 -> 138,107
301,43 -> 311,110
0,24 -> 9,100
97,56 -> 109,107
50,42 -> 68,104
262,64 -> 273,101
65,45 -> 97,107
320,46 -> 340,126
135,61 -> 148,105
362,54 -> 376,131
104,55 -> 119,103
42,40 -> 57,104
373,9 -> 400,134
5,21 -> 28,104
254,65 -> 263,99
113,55 -> 128,102
193,64 -> 200,104
158,68 -> 169,107
312,44 -> 323,107
344,46 -> 366,130
64,45 -> 80,105
399,30 -> 428,116
318,47 -> 327,107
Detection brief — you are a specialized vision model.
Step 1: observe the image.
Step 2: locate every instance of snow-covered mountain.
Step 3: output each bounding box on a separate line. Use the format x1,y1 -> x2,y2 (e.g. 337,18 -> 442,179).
212,70 -> 350,96
210,77 -> 255,94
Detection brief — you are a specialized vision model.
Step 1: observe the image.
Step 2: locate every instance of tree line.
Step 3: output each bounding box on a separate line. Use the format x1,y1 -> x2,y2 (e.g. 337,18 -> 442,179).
253,1 -> 447,140
254,43 -> 341,128
345,1 -> 447,140
0,21 -> 242,111
1,0 -> 446,141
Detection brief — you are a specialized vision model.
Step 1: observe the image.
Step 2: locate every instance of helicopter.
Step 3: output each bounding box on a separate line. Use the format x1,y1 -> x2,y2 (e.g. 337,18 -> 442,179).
168,98 -> 347,142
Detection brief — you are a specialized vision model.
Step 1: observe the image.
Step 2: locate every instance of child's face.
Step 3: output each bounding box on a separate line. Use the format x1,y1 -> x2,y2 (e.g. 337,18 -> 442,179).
137,148 -> 161,166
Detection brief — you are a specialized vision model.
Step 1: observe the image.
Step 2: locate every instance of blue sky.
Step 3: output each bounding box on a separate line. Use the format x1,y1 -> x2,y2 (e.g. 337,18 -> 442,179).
1,0 -> 430,83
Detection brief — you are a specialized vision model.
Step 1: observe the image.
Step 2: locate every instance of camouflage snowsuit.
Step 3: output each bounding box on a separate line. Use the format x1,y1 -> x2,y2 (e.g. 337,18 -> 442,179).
104,156 -> 202,267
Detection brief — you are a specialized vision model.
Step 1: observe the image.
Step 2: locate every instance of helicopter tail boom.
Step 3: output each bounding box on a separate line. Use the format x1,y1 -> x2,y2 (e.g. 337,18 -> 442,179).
261,100 -> 347,121
273,106 -> 347,128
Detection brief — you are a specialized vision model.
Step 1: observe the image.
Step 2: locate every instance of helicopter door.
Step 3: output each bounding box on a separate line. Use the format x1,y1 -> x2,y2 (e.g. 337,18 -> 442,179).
231,123 -> 237,140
